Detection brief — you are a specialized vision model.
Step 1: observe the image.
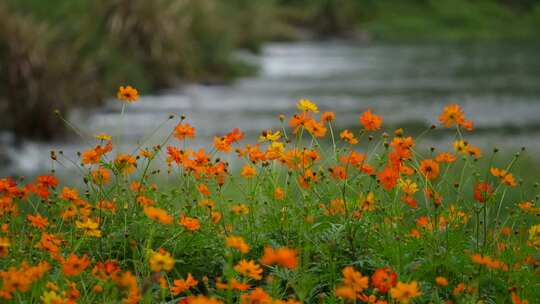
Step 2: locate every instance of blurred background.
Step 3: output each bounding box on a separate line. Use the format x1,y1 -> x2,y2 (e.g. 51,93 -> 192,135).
1,0 -> 540,177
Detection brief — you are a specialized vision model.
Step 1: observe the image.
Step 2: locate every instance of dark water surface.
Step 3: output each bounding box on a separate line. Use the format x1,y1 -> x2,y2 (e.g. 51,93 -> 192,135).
2,41 -> 540,176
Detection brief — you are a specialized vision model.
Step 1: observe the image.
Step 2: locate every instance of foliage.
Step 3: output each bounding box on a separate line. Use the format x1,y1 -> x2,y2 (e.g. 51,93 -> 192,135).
0,93 -> 539,303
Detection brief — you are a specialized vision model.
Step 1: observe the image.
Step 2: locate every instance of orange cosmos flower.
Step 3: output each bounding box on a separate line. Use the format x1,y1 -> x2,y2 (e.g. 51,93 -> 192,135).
435,152 -> 457,163
378,166 -> 399,190
62,254 -> 91,276
174,123 -> 196,140
226,236 -> 250,254
27,213 -> 49,230
274,187 -> 285,200
390,281 -> 421,303
260,247 -> 298,269
304,119 -> 327,137
511,291 -> 530,304
0,237 -> 10,257
240,287 -> 272,304
234,259 -> 263,280
241,164 -> 257,178
419,159 -> 440,180
36,175 -> 58,188
117,85 -> 139,103
340,129 -> 358,144
179,215 -> 200,231
439,104 -> 465,128
91,167 -> 110,185
144,206 -> 173,225
231,204 -> 249,215
490,167 -> 517,187
359,109 -> 382,131
329,166 -> 348,180
298,169 -> 318,189
474,182 -> 493,203
197,183 -> 210,196
435,276 -> 448,286
60,186 -> 80,201
371,267 -> 397,294
321,111 -> 335,122
171,273 -> 198,295
114,154 -> 137,175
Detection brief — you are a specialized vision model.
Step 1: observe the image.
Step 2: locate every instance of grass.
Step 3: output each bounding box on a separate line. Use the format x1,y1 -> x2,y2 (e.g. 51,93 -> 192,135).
0,94 -> 539,303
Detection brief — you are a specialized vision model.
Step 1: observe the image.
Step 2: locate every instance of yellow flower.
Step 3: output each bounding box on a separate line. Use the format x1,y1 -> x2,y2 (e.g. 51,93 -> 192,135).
359,192 -> 376,212
296,98 -> 318,113
95,133 -> 112,141
149,249 -> 175,272
529,224 -> 540,249
259,129 -> 281,142
41,290 -> 64,304
75,218 -> 102,238
398,179 -> 418,195
390,281 -> 422,303
453,140 -> 469,155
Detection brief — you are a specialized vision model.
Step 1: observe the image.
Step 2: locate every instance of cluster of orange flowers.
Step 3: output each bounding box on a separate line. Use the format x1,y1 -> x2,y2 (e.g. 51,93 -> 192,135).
0,86 -> 537,303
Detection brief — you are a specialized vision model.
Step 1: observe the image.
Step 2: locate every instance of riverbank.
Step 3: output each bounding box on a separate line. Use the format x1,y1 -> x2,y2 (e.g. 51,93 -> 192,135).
2,41 -> 540,177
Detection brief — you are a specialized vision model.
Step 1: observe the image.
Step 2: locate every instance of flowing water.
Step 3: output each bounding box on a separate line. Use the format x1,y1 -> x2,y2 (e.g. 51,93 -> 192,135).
2,41 -> 540,177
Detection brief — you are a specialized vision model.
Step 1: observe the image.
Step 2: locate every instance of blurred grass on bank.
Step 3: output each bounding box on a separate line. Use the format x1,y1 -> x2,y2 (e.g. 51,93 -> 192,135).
1,0 -> 540,140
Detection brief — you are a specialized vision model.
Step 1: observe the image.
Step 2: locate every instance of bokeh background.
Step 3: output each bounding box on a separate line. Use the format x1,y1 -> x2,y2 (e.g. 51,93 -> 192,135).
1,0 -> 540,177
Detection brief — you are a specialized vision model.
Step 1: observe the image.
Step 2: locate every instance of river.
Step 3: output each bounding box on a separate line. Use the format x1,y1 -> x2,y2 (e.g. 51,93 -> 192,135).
2,41 -> 540,177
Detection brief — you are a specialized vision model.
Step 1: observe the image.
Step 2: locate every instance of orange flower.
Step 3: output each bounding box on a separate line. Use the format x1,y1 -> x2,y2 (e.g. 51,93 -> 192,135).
435,152 -> 457,163
91,167 -> 110,185
117,85 -> 139,103
335,266 -> 369,300
298,169 -> 318,189
321,111 -> 335,122
226,236 -> 250,254
490,167 -> 517,187
274,187 -> 285,200
419,159 -> 440,180
435,276 -> 448,286
0,237 -> 10,257
439,104 -> 465,128
60,187 -> 80,201
260,247 -> 298,269
329,166 -> 348,180
234,259 -> 263,280
304,119 -> 327,137
197,183 -> 211,196
174,123 -> 196,140
371,267 -> 397,293
179,215 -> 201,231
144,206 -> 173,225
359,109 -> 382,131
340,129 -> 358,144
240,287 -> 272,304
114,154 -> 137,175
241,164 -> 257,178
62,254 -> 91,276
378,166 -> 399,190
390,281 -> 421,303
27,213 -> 49,230
171,273 -> 198,295
474,182 -> 493,203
